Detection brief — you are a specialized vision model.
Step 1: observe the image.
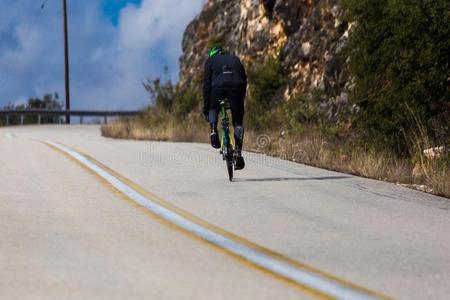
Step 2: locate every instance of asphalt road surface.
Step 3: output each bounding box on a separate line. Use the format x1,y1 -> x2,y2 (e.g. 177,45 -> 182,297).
1,125 -> 449,300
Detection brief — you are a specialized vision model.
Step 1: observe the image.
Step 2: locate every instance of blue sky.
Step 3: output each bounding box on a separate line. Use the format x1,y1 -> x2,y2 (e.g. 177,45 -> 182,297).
102,0 -> 141,25
0,0 -> 204,110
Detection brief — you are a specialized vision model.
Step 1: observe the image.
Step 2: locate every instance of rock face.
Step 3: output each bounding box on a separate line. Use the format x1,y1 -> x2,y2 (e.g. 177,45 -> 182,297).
179,0 -> 352,121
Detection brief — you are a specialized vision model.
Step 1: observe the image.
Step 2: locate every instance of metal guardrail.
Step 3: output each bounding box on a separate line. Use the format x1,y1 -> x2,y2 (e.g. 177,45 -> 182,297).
0,109 -> 142,125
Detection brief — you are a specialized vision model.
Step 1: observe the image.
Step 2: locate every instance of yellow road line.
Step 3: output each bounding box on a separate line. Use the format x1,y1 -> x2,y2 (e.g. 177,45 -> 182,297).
43,140 -> 392,300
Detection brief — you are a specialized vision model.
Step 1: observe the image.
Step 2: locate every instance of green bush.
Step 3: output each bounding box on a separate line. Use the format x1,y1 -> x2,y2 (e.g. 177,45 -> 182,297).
142,76 -> 202,121
342,0 -> 450,153
283,89 -> 329,131
173,84 -> 202,120
142,78 -> 176,111
246,55 -> 286,130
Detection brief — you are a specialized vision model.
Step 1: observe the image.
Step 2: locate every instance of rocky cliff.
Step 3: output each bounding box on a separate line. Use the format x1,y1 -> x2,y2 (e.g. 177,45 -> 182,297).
179,0 -> 353,119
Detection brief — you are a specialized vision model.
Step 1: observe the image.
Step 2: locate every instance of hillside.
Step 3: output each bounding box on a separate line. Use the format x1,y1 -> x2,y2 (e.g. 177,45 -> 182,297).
179,0 -> 352,122
102,0 -> 449,197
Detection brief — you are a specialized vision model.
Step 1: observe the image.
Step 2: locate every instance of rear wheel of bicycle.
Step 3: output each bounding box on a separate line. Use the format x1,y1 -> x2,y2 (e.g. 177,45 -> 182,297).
227,161 -> 233,182
226,151 -> 234,181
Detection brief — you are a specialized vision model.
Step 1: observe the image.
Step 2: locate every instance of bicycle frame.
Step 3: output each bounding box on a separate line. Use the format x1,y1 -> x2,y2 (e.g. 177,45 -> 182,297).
219,99 -> 235,181
220,100 -> 232,148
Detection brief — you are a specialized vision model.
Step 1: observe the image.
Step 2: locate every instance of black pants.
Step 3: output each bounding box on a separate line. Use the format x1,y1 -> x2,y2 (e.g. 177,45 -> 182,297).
208,89 -> 245,126
208,89 -> 245,150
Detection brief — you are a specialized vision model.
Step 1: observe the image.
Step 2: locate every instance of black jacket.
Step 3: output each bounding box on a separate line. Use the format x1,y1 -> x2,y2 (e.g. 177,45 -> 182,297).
203,53 -> 247,111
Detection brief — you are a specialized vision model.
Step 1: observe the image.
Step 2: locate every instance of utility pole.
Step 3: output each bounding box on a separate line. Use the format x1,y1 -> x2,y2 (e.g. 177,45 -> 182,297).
62,0 -> 71,124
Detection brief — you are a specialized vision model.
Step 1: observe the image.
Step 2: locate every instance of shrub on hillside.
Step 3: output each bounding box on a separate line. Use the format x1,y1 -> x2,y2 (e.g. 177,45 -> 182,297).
246,55 -> 286,130
342,0 -> 450,153
142,77 -> 202,120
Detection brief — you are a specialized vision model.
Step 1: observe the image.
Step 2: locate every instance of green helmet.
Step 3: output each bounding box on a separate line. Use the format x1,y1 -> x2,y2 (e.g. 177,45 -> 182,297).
208,46 -> 224,58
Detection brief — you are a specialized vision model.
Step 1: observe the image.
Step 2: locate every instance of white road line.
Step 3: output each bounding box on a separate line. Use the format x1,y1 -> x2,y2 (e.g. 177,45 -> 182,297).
45,140 -> 384,300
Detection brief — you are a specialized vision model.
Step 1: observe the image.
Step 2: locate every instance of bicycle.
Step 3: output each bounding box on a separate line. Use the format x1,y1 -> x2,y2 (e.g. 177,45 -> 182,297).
218,98 -> 235,181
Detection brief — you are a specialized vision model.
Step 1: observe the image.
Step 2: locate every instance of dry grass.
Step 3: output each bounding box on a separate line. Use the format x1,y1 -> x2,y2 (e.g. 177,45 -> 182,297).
101,115 -> 208,143
102,118 -> 449,198
416,159 -> 450,196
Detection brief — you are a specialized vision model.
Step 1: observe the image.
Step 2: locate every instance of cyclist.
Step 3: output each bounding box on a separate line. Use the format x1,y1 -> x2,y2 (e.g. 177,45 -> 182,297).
203,46 -> 247,170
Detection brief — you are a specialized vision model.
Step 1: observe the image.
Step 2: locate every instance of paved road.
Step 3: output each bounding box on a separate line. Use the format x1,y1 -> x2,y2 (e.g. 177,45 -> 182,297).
1,125 -> 449,299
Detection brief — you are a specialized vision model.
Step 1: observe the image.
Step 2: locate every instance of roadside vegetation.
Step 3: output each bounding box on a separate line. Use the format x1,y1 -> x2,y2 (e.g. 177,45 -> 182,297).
0,93 -> 62,126
102,1 -> 449,198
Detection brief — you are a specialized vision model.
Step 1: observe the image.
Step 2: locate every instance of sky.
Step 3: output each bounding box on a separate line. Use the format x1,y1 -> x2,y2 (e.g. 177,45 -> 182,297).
0,0 -> 204,110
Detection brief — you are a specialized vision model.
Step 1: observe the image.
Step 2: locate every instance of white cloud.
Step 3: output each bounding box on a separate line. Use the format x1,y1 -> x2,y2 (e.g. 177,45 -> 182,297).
119,0 -> 201,52
0,0 -> 204,110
